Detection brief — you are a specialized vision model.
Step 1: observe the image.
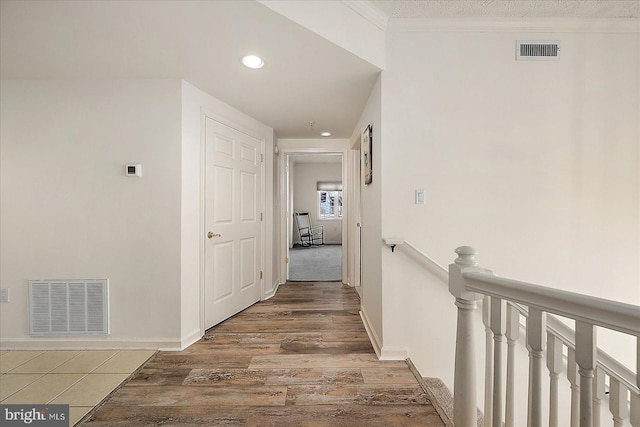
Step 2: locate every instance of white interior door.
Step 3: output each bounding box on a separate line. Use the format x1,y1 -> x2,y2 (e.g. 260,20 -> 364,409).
204,117 -> 262,329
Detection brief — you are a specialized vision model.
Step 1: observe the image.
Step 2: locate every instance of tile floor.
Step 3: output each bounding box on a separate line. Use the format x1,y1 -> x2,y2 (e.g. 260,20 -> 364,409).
0,349 -> 155,426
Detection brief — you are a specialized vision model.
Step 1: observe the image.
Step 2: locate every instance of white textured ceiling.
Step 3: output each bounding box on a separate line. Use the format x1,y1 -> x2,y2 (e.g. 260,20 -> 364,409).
370,0 -> 640,19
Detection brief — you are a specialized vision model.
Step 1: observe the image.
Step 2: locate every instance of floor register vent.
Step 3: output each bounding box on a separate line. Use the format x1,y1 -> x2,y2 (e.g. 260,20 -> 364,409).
517,40 -> 560,60
29,280 -> 109,335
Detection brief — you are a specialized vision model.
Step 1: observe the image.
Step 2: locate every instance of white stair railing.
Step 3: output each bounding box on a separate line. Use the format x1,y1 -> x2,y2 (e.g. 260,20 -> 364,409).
449,246 -> 640,427
383,239 -> 640,427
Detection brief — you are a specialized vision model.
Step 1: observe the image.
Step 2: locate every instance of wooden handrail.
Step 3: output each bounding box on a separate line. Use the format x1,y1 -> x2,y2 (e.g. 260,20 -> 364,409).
383,238 -> 448,282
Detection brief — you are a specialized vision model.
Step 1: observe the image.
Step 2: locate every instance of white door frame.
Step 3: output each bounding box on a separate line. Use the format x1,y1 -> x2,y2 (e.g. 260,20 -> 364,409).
278,147 -> 349,285
199,108 -> 266,336
350,148 -> 362,292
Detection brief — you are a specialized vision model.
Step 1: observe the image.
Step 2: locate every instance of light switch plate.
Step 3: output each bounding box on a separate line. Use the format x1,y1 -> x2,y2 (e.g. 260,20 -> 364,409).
415,189 -> 425,205
0,288 -> 9,303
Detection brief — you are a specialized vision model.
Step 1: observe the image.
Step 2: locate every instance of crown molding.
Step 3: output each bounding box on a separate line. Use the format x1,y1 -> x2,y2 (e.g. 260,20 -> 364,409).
387,18 -> 639,33
343,0 -> 389,32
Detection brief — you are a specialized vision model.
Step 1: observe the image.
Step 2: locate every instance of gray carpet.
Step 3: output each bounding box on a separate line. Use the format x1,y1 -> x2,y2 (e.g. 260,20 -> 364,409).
288,244 -> 342,282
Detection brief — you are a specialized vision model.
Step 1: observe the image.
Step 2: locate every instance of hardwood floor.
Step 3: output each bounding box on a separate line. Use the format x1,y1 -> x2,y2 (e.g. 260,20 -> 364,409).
82,282 -> 445,426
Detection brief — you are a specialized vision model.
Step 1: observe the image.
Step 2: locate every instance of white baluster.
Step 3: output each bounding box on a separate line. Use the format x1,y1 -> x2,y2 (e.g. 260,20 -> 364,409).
483,295 -> 494,427
527,308 -> 545,427
490,297 -> 506,427
591,367 -> 605,427
575,321 -> 596,427
449,246 -> 484,427
634,336 -> 640,427
547,333 -> 563,427
568,348 -> 581,427
505,303 -> 520,427
610,377 -> 629,427
631,391 -> 640,427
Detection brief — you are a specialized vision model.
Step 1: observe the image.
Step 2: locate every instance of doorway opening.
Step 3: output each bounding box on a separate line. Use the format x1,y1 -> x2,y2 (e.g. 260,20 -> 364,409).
281,152 -> 347,283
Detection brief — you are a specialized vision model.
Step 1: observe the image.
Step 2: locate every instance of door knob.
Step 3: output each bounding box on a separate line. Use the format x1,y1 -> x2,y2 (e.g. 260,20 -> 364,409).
207,232 -> 221,239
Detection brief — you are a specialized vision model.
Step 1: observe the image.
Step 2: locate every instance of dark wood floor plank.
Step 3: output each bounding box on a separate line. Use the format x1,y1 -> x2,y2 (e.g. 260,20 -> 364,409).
81,282 -> 445,427
180,343 -> 282,355
249,353 -> 407,369
126,367 -> 192,386
201,332 -> 328,345
183,368 -> 365,386
284,384 -> 429,406
183,368 -> 269,386
322,330 -> 370,341
105,385 -> 287,407
361,367 -> 422,384
246,405 -> 445,426
85,406 -> 247,426
211,320 -> 363,333
279,339 -> 374,354
144,353 -> 252,370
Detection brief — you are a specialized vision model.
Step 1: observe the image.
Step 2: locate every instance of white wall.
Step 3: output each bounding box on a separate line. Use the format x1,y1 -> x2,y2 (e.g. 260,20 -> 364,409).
293,162 -> 343,244
350,74 -> 384,353
257,0 -> 386,69
380,22 -> 640,392
0,79 -> 275,350
0,79 -> 183,348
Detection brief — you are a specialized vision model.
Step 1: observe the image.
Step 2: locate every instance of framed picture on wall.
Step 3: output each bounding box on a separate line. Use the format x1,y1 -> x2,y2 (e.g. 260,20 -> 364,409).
362,124 -> 372,185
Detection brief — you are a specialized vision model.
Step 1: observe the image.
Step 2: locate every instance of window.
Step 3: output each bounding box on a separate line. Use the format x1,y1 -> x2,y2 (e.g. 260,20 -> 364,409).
317,181 -> 342,220
318,190 -> 342,219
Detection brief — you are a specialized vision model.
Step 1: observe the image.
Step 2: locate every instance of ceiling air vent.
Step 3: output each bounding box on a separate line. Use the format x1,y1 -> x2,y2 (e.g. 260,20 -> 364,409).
516,41 -> 560,61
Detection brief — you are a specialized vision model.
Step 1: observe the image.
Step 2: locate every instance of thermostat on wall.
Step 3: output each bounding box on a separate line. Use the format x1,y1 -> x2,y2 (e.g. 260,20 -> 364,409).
125,164 -> 142,177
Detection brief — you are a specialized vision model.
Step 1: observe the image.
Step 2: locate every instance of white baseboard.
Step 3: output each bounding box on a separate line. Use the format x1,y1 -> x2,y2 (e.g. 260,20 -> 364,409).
360,308 -> 381,358
0,337 -> 182,351
177,328 -> 203,351
380,345 -> 408,360
264,280 -> 281,300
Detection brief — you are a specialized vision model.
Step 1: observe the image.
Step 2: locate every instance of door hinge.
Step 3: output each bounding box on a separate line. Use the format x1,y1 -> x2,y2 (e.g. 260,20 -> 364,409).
260,212 -> 263,221
260,271 -> 263,279
286,257 -> 289,264
260,154 -> 264,162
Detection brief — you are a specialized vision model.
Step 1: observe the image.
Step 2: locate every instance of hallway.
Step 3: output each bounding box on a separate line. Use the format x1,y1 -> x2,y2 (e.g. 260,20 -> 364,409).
82,282 -> 444,426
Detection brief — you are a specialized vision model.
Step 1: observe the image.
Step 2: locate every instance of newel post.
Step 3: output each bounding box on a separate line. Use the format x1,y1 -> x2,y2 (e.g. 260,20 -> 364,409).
450,246 -> 484,427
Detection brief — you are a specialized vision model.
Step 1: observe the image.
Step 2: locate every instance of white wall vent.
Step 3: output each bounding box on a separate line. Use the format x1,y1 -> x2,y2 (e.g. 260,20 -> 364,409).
516,40 -> 560,61
29,280 -> 109,335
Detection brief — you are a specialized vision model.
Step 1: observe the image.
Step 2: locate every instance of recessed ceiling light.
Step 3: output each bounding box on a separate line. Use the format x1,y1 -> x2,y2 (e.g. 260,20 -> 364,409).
320,132 -> 331,137
241,55 -> 264,69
